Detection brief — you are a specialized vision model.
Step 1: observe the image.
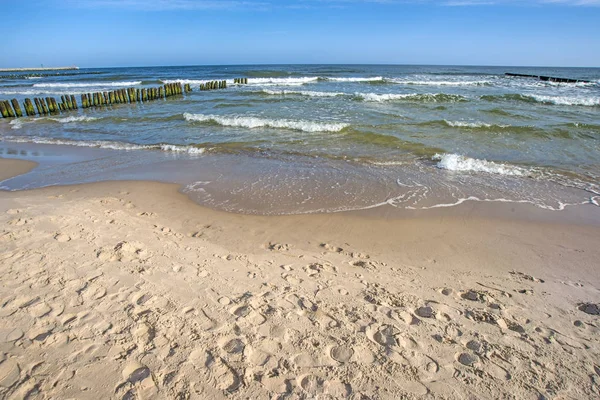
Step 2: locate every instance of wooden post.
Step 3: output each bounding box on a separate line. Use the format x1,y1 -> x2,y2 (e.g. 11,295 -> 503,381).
47,98 -> 56,113
10,99 -> 23,117
25,99 -> 35,116
135,89 -> 140,102
52,98 -> 60,113
81,94 -> 88,108
44,97 -> 52,113
158,87 -> 163,98
122,89 -> 128,103
60,96 -> 67,109
39,99 -> 48,114
38,99 -> 47,114
0,101 -> 8,118
22,99 -> 30,116
65,95 -> 73,110
141,88 -> 147,102
22,100 -> 29,116
70,95 -> 77,109
34,98 -> 43,114
4,100 -> 15,117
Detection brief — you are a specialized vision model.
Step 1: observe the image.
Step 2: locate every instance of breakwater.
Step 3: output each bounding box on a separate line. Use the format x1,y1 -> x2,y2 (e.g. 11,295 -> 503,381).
0,78 -> 251,119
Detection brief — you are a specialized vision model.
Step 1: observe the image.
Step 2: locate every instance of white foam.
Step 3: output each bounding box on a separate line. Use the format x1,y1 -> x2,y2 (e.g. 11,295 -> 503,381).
248,77 -> 319,85
33,81 -> 141,88
9,119 -> 24,130
357,92 -> 464,102
261,89 -> 344,97
391,78 -> 491,86
326,76 -> 384,82
530,94 -> 600,107
1,136 -> 205,155
161,79 -> 216,85
433,153 -> 528,176
183,113 -> 348,133
359,93 -> 416,102
48,116 -> 99,123
0,89 -> 92,96
444,120 -> 510,128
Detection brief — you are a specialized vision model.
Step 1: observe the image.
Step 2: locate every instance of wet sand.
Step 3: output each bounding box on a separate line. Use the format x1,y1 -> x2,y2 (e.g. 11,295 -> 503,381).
1,158 -> 599,399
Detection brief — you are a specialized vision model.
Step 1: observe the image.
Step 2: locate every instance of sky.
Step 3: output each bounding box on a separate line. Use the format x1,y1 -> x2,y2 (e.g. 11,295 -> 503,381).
2,0 -> 599,68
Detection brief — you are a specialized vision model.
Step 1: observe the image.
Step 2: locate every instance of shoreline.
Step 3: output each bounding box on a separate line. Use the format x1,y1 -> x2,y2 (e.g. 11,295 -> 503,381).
1,157 -> 599,398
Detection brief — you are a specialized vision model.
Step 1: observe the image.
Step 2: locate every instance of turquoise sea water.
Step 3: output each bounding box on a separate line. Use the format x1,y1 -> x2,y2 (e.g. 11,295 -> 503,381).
0,65 -> 599,214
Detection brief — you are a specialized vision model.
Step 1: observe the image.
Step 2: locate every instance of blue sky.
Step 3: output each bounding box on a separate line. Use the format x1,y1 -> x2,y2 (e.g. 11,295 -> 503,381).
2,0 -> 599,67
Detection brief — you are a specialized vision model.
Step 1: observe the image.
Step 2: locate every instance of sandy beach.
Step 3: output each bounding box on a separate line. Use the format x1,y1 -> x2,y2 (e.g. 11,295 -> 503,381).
0,158 -> 598,399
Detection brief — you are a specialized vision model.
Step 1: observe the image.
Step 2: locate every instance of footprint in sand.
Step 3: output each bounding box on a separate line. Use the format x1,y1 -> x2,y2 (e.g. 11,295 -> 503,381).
0,359 -> 21,389
53,233 -> 71,242
205,353 -> 241,392
369,324 -> 399,348
220,337 -> 246,355
298,374 -> 326,396
267,242 -> 290,251
320,243 -> 344,253
330,345 -> 354,363
510,270 -> 545,283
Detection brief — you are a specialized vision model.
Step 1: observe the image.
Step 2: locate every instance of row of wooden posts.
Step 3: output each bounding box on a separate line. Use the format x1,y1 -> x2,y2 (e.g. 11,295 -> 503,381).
234,78 -> 248,84
200,80 -> 227,91
0,82 -> 194,118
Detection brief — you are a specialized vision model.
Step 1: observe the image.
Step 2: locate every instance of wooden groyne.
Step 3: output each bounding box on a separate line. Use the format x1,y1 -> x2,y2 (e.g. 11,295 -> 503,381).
505,73 -> 591,84
0,82 -> 185,119
0,78 -> 246,119
234,78 -> 248,85
0,66 -> 79,73
200,80 -> 227,91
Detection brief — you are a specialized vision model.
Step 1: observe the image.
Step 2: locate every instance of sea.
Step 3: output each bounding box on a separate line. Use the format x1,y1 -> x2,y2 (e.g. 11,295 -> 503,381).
0,65 -> 599,215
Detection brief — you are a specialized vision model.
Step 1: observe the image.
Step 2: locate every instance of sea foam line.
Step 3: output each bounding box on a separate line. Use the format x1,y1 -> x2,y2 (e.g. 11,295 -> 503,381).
444,120 -> 510,128
33,81 -> 142,88
1,136 -> 205,154
183,113 -> 348,133
261,89 -> 345,97
390,78 -> 492,86
529,94 -> 600,107
358,92 -> 467,103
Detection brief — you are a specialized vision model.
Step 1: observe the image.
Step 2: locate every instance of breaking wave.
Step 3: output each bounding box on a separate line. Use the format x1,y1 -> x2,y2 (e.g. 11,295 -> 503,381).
183,113 -> 348,133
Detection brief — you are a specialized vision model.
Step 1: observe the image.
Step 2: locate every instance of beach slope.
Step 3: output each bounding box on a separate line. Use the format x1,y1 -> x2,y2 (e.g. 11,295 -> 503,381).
1,159 -> 599,399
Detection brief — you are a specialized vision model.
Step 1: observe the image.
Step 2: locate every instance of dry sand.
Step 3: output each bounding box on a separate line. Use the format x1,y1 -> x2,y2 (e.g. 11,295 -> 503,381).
1,159 -> 599,399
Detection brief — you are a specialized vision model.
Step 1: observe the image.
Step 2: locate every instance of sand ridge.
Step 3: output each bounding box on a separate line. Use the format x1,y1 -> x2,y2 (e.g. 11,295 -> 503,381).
0,178 -> 599,399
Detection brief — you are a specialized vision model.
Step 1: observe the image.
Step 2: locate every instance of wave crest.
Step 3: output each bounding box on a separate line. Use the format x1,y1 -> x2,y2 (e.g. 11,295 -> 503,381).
33,81 -> 141,88
433,153 -> 529,176
183,113 -> 348,133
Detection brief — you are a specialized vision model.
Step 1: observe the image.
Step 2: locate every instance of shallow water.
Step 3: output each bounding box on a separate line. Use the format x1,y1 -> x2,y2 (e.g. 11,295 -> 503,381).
1,65 -> 599,214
